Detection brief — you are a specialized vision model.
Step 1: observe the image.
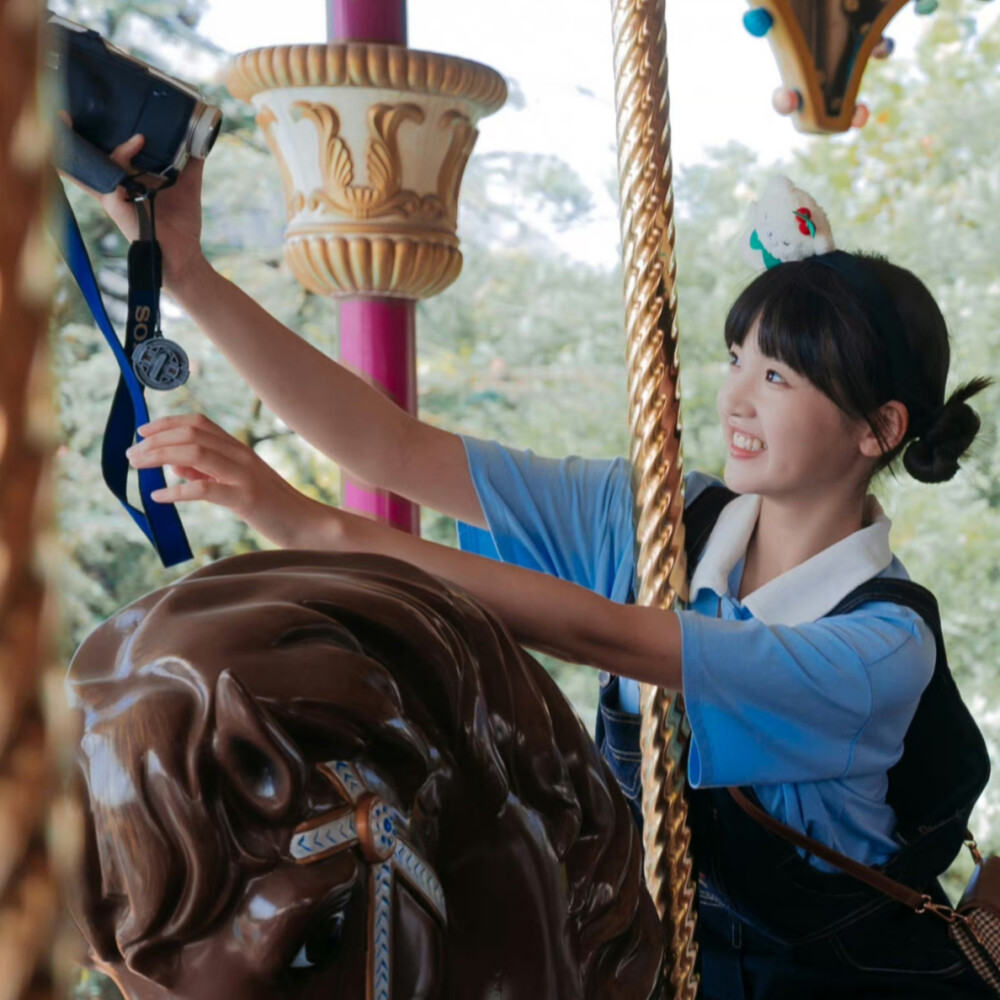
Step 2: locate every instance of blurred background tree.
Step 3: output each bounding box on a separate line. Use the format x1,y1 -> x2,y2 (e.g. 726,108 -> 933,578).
49,9 -> 997,989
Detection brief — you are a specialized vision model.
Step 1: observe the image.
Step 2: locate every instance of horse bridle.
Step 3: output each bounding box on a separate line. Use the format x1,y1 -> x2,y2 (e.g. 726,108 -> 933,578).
288,760 -> 447,1000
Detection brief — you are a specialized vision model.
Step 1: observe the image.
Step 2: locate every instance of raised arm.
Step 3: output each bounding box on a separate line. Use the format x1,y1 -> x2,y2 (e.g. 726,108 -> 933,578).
129,417 -> 680,683
342,509 -> 683,685
168,259 -> 485,527
72,132 -> 486,528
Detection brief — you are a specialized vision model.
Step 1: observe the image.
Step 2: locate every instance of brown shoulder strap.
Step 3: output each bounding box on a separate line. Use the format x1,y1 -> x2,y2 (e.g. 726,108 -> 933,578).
727,788 -> 928,911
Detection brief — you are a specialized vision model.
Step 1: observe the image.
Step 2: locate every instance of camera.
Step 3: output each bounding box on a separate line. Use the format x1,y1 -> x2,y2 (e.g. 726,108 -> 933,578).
48,14 -> 222,192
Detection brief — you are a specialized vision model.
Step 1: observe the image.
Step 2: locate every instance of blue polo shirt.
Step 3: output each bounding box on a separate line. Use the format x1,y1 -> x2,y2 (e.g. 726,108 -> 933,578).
456,435 -> 936,867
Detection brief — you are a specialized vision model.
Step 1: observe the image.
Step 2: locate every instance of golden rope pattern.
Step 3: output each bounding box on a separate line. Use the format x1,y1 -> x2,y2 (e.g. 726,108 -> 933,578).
609,0 -> 698,995
0,0 -> 59,996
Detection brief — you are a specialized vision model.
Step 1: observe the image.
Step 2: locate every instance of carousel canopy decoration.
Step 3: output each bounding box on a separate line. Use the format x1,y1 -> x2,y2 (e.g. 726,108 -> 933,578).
742,0 -> 992,134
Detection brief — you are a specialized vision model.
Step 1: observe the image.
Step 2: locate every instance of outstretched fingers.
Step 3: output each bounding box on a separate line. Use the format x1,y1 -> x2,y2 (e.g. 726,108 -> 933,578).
136,413 -> 227,441
149,478 -> 242,507
168,465 -> 211,481
132,413 -> 244,457
130,440 -> 235,476
128,415 -> 256,512
127,411 -> 329,550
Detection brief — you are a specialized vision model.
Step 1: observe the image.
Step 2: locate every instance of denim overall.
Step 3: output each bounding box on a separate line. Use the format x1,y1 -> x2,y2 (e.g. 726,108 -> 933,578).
595,486 -> 993,998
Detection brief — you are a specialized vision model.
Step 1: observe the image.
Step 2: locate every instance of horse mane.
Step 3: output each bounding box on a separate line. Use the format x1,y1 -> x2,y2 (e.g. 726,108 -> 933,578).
68,550 -> 662,991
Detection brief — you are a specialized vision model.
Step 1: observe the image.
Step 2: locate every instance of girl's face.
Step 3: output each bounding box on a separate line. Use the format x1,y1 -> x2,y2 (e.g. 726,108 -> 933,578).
716,324 -> 871,501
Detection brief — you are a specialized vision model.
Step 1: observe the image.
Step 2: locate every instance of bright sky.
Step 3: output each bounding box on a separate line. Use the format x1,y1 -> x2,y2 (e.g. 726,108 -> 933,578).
198,0 -> 936,264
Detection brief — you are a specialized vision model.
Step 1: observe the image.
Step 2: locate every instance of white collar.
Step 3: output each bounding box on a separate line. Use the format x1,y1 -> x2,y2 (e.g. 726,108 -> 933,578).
687,493 -> 893,626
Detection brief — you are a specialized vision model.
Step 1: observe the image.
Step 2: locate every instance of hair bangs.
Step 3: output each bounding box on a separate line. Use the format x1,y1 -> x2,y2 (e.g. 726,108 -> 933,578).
724,260 -> 885,420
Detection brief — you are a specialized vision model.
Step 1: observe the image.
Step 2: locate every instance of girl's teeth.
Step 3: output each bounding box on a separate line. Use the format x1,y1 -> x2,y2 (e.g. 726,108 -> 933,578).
734,432 -> 766,452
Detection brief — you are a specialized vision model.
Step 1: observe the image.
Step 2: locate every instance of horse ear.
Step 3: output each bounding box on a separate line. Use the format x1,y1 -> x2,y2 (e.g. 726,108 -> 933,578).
212,671 -> 306,821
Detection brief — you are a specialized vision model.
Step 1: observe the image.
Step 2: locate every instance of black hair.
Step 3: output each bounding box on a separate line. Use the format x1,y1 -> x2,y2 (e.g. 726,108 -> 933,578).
724,252 -> 992,484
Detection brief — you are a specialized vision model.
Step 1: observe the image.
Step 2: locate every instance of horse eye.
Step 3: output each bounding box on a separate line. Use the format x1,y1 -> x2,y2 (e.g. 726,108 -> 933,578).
289,910 -> 347,970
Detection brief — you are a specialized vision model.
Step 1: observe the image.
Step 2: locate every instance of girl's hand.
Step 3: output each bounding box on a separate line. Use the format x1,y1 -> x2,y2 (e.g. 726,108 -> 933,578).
126,413 -> 339,550
59,118 -> 209,292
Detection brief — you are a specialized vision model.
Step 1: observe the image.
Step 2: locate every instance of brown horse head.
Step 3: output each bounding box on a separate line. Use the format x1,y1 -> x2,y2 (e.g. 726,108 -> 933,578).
67,551 -> 663,999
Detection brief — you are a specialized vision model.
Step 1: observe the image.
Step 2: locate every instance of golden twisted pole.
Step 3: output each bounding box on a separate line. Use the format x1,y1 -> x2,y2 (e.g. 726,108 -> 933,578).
609,0 -> 697,996
0,0 -> 60,996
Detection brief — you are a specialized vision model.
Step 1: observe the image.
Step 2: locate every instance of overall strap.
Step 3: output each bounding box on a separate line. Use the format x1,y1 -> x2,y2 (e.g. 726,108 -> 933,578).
828,575 -> 939,622
678,501 -> 988,938
728,788 -> 931,912
727,787 -> 981,934
682,484 -> 738,571
733,574 -> 990,888
829,576 -> 989,847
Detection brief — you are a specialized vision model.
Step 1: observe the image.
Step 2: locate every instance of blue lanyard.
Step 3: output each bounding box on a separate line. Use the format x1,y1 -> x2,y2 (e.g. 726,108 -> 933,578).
53,182 -> 192,567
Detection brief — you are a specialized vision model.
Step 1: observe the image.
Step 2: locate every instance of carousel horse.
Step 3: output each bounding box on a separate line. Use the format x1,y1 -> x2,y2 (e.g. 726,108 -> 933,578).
66,550 -> 664,999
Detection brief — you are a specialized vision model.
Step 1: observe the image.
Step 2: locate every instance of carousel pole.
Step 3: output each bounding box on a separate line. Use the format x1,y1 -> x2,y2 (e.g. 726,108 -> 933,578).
609,0 -> 698,997
328,0 -> 416,533
0,0 -> 61,995
226,12 -> 505,535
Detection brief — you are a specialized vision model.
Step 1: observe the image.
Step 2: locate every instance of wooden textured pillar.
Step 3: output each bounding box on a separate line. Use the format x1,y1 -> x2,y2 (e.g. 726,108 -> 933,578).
0,0 -> 61,996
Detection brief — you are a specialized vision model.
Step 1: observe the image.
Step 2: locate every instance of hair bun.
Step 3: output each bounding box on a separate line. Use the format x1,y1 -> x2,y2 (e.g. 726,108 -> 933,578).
903,376 -> 992,483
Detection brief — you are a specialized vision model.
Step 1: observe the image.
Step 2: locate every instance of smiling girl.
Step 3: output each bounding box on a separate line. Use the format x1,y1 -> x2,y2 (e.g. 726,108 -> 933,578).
82,142 -> 993,995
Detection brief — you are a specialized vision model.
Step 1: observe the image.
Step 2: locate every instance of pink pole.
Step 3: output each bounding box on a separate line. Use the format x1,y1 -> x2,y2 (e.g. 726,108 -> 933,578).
329,0 -> 406,43
339,300 -> 418,534
328,0 -> 418,534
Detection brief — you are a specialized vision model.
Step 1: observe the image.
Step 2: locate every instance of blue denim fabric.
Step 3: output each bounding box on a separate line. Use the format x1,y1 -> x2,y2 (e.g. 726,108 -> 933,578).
696,873 -> 991,999
590,491 -> 991,996
595,674 -> 643,830
595,672 -> 991,997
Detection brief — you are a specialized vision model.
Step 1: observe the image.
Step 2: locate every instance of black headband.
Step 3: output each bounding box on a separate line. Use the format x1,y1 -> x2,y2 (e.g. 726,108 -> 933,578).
809,251 -> 933,437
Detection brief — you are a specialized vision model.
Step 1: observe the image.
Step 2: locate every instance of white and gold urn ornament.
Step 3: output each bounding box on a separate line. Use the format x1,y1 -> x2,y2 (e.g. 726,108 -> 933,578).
226,44 -> 507,300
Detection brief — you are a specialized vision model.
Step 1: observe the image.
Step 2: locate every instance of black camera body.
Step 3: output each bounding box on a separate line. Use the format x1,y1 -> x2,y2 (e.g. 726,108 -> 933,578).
49,14 -> 221,192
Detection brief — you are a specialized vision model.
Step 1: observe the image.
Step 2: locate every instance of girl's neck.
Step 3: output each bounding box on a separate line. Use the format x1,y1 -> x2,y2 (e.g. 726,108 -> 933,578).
738,490 -> 868,600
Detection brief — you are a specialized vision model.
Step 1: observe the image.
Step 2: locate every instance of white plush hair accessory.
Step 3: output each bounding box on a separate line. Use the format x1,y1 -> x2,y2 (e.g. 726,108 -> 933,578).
741,176 -> 835,270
